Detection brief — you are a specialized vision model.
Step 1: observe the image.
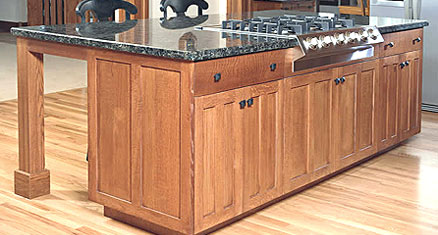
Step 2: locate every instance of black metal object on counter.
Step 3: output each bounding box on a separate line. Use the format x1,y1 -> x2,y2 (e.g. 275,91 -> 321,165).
160,0 -> 209,19
75,0 -> 138,23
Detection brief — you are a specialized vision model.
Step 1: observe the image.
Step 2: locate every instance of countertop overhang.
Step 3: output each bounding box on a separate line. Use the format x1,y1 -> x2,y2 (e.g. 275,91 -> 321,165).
11,11 -> 429,62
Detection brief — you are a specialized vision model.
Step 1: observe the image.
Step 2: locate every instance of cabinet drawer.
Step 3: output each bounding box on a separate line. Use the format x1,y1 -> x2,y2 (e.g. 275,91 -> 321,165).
380,28 -> 423,57
193,50 -> 285,96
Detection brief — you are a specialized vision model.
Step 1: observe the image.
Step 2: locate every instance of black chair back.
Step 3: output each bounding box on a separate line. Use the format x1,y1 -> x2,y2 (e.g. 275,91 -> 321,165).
76,0 -> 138,23
160,0 -> 209,18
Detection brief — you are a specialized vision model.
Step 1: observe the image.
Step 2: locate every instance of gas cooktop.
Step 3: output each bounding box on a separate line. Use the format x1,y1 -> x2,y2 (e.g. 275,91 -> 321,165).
196,13 -> 384,53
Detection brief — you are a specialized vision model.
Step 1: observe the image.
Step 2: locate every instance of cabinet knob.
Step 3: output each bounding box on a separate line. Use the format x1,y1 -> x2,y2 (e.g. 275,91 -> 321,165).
386,42 -> 395,48
405,61 -> 410,66
334,78 -> 341,85
247,98 -> 254,107
270,63 -> 277,71
400,62 -> 406,68
340,76 -> 346,84
214,73 -> 221,82
413,37 -> 422,44
239,100 -> 246,109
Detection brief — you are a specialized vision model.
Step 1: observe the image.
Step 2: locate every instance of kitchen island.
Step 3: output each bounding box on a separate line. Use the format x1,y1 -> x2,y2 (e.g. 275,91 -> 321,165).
11,11 -> 428,235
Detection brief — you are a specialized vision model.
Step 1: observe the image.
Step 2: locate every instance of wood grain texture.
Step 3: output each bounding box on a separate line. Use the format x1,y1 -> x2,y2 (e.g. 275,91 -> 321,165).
86,50 -> 194,234
194,88 -> 245,233
95,59 -> 132,202
380,29 -> 424,57
334,61 -> 377,170
377,55 -> 401,151
140,67 -> 181,218
15,38 -> 49,199
193,50 -> 285,96
27,0 -> 43,26
399,50 -> 422,141
1,89 -> 437,235
242,81 -> 282,211
283,69 -> 335,193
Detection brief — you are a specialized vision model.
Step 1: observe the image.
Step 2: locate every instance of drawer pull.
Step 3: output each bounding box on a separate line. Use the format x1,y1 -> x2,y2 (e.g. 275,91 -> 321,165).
340,76 -> 346,84
405,61 -> 410,66
334,78 -> 341,85
239,100 -> 246,109
413,37 -> 422,44
214,73 -> 221,82
247,98 -> 254,107
386,42 -> 395,48
270,63 -> 277,71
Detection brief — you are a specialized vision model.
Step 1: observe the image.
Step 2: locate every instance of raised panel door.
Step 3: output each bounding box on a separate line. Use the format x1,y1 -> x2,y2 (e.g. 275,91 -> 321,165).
400,50 -> 422,141
283,69 -> 335,193
242,81 -> 282,211
194,88 -> 245,233
334,61 -> 377,170
377,55 -> 401,151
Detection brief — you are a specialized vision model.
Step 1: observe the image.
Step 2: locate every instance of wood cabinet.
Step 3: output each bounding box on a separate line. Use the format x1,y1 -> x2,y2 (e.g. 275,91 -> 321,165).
377,55 -> 401,150
193,81 -> 282,232
194,87 -> 245,232
376,50 -> 423,151
334,61 -> 378,170
242,82 -> 282,211
399,50 -> 422,141
283,69 -> 335,192
84,28 -> 424,235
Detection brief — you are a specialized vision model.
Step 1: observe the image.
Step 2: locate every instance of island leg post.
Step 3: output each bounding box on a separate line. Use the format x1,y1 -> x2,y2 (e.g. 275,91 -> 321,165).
14,38 -> 50,199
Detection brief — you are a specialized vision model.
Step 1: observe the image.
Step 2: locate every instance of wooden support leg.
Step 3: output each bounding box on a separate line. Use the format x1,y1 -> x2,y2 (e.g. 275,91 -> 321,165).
14,38 -> 50,199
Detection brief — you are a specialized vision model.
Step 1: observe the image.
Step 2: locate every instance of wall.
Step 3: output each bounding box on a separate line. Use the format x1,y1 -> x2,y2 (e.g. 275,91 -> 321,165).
149,0 -> 227,19
0,0 -> 27,22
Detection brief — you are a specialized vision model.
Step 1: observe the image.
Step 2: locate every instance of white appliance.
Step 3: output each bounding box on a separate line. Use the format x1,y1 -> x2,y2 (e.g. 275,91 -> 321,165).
371,0 -> 438,112
0,0 -> 27,23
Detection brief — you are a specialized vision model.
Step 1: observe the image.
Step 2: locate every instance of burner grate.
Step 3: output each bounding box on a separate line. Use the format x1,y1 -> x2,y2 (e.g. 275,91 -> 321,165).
221,14 -> 355,35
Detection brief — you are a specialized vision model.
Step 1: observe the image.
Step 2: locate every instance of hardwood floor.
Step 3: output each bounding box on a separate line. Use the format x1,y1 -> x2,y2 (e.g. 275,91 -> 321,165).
0,88 -> 437,234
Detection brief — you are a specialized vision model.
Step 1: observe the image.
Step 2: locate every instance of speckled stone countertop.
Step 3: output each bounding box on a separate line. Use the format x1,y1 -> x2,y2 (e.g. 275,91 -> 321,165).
11,11 -> 428,61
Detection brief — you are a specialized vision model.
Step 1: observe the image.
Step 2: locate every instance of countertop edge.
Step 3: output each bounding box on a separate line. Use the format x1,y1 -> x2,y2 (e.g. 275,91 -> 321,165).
10,20 -> 429,61
10,27 -> 300,62
378,21 -> 429,34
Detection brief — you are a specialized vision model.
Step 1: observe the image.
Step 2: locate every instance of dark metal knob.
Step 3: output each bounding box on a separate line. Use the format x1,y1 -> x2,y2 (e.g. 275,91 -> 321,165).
247,98 -> 254,107
239,100 -> 246,109
386,42 -> 395,48
413,37 -> 422,43
334,78 -> 341,85
405,61 -> 410,66
214,73 -> 221,82
340,76 -> 346,84
400,62 -> 406,68
270,63 -> 277,71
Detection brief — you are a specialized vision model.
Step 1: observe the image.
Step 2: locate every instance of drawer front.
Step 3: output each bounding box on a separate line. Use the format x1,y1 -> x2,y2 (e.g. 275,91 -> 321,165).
193,50 -> 285,96
380,28 -> 423,57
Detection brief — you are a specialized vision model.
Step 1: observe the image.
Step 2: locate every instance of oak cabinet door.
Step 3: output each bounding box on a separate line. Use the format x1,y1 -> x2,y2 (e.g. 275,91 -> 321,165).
334,61 -> 377,170
399,50 -> 422,141
283,69 -> 335,193
194,89 -> 245,233
241,81 -> 283,211
377,55 -> 401,151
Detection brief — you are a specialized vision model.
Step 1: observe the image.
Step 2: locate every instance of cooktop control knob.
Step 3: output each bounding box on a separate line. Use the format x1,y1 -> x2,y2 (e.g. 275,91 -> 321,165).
359,30 -> 368,41
320,35 -> 333,48
346,32 -> 358,43
306,37 -> 319,50
335,33 -> 346,45
368,28 -> 378,40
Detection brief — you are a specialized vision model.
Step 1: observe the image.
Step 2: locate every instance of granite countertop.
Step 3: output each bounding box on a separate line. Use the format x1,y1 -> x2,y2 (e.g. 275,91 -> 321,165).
11,11 -> 429,61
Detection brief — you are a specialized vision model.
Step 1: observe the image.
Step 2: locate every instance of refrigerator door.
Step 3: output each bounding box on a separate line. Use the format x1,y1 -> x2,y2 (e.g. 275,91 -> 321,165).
405,0 -> 422,19
420,0 -> 438,109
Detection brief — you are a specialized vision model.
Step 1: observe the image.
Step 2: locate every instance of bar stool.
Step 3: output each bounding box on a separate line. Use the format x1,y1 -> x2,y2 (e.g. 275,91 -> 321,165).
76,0 -> 138,23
